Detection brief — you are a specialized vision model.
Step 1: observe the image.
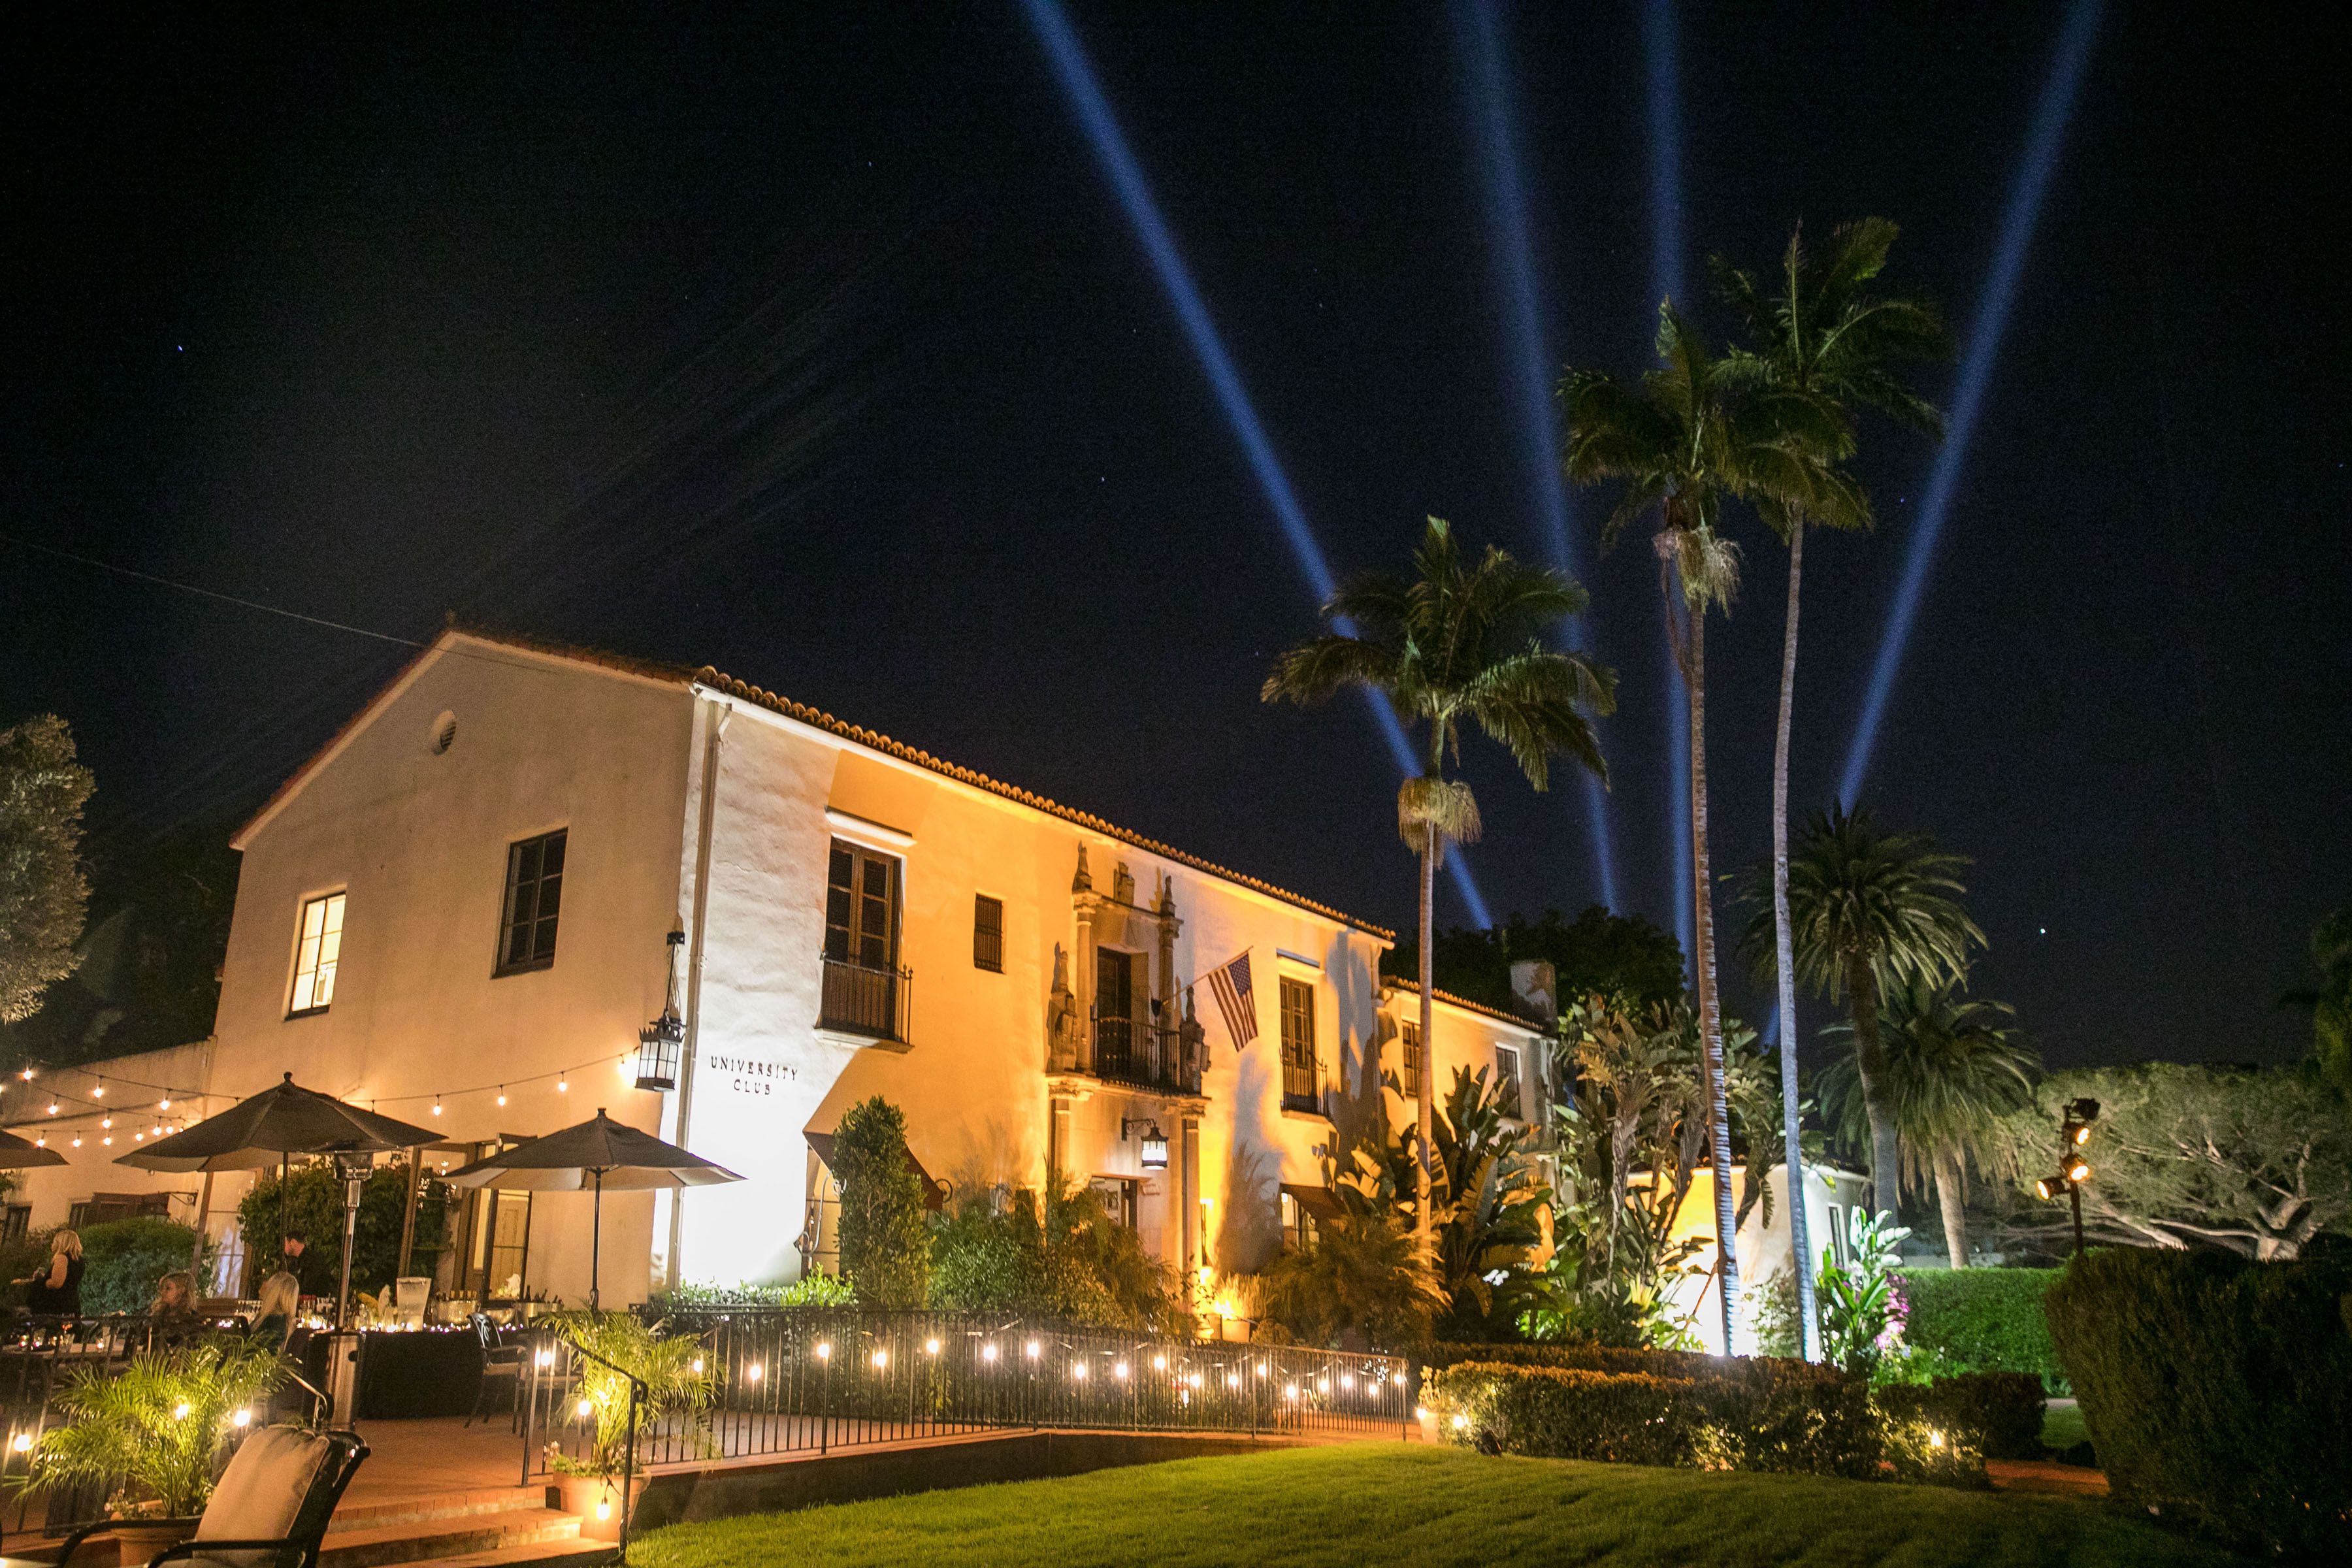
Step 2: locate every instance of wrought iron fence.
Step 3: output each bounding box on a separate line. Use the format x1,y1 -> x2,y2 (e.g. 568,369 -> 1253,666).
519,1308 -> 1409,1479
0,1315 -> 288,1535
818,956 -> 911,1042
1088,1015 -> 1200,1094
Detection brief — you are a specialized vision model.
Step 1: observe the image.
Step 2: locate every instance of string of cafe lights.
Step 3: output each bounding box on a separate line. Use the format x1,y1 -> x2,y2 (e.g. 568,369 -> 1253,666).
0,1044 -> 657,1148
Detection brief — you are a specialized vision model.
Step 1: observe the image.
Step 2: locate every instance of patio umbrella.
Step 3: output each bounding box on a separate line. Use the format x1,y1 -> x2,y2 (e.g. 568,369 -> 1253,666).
115,1073 -> 440,1328
0,1128 -> 67,1169
440,1109 -> 742,1309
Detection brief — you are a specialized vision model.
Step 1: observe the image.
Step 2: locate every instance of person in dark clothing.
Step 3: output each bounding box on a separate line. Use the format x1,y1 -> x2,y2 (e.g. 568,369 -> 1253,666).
18,1230 -> 84,1315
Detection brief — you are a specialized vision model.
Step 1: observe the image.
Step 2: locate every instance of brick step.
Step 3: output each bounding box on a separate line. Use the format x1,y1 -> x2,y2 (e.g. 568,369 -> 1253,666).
331,1487 -> 551,1530
318,1506 -> 583,1568
370,1544 -> 612,1568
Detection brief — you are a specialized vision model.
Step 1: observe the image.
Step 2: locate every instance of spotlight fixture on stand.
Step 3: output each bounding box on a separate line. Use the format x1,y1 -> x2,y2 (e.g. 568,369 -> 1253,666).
2033,1098 -> 2100,1256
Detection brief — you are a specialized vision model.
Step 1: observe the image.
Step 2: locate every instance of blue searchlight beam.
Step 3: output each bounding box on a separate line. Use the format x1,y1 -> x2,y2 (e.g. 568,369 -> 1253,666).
1642,0 -> 1695,970
1018,0 -> 1494,928
1460,0 -> 1620,912
1838,0 -> 2103,806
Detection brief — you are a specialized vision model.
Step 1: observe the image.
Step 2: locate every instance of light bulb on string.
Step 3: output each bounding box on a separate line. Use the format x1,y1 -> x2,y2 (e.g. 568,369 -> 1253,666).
496,1086 -> 507,1107
101,1135 -> 112,1147
159,1098 -> 170,1111
101,1115 -> 111,1130
431,1096 -> 443,1118
557,1073 -> 568,1094
45,1102 -> 57,1116
91,1080 -> 104,1098
18,1066 -> 32,1081
70,1135 -> 82,1149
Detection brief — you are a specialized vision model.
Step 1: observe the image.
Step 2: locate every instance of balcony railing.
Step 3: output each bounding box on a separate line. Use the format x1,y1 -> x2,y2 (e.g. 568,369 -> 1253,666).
819,955 -> 911,1043
1281,1053 -> 1320,1114
1089,1013 -> 1201,1096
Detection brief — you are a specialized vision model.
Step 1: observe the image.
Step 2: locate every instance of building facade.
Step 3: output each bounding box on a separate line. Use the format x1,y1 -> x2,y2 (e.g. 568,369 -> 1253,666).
10,630 -> 1544,1310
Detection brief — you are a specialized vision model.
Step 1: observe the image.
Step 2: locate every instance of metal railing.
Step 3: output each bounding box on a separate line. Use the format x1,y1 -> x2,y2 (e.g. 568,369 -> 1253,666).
1282,1052 -> 1320,1113
1088,1015 -> 1200,1094
518,1308 -> 1409,1478
0,1315 -> 304,1536
818,956 -> 911,1042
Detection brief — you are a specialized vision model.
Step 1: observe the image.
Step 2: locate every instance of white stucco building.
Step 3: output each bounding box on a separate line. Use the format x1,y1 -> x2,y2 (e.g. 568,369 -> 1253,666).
5,629 -> 1544,1310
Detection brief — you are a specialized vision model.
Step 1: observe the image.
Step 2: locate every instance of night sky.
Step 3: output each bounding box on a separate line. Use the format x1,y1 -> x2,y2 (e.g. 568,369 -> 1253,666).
4,5 -> 2345,1072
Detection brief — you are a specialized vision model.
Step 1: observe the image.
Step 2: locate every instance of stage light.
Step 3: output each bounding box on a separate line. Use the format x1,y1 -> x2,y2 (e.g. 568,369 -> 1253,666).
1018,0 -> 1492,923
1840,0 -> 2104,804
1459,0 -> 1617,906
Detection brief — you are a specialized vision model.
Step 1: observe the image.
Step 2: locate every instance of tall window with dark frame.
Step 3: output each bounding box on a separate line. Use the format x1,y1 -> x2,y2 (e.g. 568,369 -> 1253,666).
1494,1044 -> 1524,1119
821,838 -> 904,1038
1397,1020 -> 1424,1098
973,894 -> 1004,972
1279,978 -> 1318,1109
1094,948 -> 1136,1074
496,830 -> 566,974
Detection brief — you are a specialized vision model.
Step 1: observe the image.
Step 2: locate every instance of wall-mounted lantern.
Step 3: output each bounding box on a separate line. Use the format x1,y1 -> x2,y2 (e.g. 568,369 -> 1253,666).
636,930 -> 687,1092
1122,1117 -> 1168,1171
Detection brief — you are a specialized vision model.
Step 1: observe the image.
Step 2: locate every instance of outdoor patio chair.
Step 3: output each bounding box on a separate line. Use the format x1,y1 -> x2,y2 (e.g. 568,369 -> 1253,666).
48,1424 -> 367,1568
465,1313 -> 526,1429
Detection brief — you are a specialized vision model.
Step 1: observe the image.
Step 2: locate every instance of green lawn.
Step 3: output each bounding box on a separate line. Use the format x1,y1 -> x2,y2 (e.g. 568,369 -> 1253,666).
630,1443 -> 2223,1568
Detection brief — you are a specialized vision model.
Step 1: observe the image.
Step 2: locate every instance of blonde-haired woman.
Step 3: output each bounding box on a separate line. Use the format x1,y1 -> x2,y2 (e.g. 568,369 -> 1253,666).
18,1229 -> 84,1316
252,1270 -> 302,1348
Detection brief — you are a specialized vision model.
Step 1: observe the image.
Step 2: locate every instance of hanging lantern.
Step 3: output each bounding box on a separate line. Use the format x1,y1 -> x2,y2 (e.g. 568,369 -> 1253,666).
636,1010 -> 683,1092
635,928 -> 689,1092
1123,1117 -> 1169,1171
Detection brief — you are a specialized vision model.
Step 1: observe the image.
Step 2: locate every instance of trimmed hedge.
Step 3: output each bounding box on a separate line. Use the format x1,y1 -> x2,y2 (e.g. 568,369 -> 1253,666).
1874,1372 -> 2046,1462
1895,1267 -> 2068,1391
1426,1357 -> 1885,1479
1423,1340 -> 1784,1382
2045,1247 -> 2352,1563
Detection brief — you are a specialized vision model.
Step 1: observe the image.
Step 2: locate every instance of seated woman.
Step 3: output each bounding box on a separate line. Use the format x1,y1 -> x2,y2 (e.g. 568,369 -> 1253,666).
16,1230 -> 84,1317
250,1270 -> 303,1349
150,1269 -> 199,1328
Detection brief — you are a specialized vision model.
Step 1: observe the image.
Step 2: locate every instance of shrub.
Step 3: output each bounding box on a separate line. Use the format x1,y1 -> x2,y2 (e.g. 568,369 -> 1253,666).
1426,1356 -> 1882,1479
1256,1207 -> 1443,1350
1895,1267 -> 2067,1391
926,1183 -> 1183,1331
20,1338 -> 284,1516
1423,1340 -> 1767,1381
2045,1247 -> 2352,1563
1874,1372 -> 2046,1462
235,1161 -> 446,1298
540,1311 -> 713,1477
78,1217 -> 214,1316
649,1275 -> 853,1311
833,1097 -> 930,1309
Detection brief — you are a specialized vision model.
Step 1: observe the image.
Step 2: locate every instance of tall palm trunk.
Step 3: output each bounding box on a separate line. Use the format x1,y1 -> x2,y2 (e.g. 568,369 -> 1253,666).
1840,949 -> 1902,1220
1771,520 -> 1819,1358
1685,602 -> 1741,1353
1933,1149 -> 1970,1269
1417,825 -> 1437,1263
1659,529 -> 1740,1352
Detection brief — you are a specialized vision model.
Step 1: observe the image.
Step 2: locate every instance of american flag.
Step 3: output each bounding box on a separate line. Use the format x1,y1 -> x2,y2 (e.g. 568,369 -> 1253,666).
1204,950 -> 1258,1049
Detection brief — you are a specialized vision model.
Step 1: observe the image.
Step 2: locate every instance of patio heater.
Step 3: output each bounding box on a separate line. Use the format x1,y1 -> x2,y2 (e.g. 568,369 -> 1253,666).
334,1151 -> 372,1327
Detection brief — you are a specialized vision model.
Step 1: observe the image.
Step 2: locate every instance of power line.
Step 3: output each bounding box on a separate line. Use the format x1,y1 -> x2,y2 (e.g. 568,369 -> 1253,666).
1,534 -> 426,648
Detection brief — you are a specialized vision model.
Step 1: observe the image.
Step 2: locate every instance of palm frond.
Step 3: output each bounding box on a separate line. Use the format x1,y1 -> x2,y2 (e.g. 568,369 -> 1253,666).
1260,634 -> 1401,706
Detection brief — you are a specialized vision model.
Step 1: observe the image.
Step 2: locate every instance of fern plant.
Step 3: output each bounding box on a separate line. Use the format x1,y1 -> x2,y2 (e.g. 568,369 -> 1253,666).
543,1312 -> 714,1478
15,1339 -> 284,1517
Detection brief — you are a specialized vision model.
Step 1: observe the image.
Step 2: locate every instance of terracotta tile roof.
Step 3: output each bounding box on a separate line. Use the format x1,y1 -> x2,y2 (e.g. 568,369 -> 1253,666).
698,668 -> 1396,941
1380,977 -> 1543,1032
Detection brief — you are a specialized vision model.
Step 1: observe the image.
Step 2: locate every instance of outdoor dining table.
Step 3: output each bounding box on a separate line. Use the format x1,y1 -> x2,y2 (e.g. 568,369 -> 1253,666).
348,1326 -> 487,1419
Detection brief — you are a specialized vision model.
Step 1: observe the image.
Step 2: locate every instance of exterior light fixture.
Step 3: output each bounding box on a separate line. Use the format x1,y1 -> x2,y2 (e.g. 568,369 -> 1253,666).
2066,1158 -> 2091,1184
1225,1371 -> 1239,1388
636,932 -> 688,1091
497,1086 -> 508,1107
1071,1361 -> 1088,1380
32,1135 -> 43,1149
1113,1361 -> 1129,1380
431,1097 -> 442,1117
70,1136 -> 82,1149
12,1431 -> 32,1452
2044,1100 -> 2102,1255
536,1349 -> 555,1368
102,1135 -> 112,1147
924,1338 -> 941,1356
133,1132 -> 144,1143
92,1081 -> 103,1098
981,1343 -> 998,1363
557,1074 -> 569,1094
871,1349 -> 889,1371
1024,1340 -> 1040,1360
814,1342 -> 831,1361
1151,1354 -> 1166,1371
101,1116 -> 111,1130
18,1066 -> 31,1081
1120,1117 -> 1168,1171
691,1357 -> 704,1374
576,1398 -> 594,1418
745,1364 -> 764,1382
595,1498 -> 612,1524
45,1102 -> 57,1116
1452,1413 -> 1469,1431
172,1402 -> 191,1421
1929,1429 -> 1946,1450
159,1097 -> 170,1111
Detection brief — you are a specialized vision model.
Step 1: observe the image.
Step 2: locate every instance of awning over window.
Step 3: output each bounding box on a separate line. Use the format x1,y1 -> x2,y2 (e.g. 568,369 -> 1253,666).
1279,1183 -> 1344,1222
804,1126 -> 948,1212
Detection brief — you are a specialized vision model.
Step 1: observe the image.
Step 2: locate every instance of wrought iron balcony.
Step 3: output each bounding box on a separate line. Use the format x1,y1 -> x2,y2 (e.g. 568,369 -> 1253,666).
1281,1053 -> 1320,1115
819,955 -> 911,1043
1088,1013 -> 1201,1096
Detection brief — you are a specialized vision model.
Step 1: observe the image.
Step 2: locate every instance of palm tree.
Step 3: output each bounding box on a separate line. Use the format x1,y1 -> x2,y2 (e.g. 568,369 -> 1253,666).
1563,305 -> 1852,1350
1819,977 -> 2038,1268
1712,216 -> 1947,1352
1263,517 -> 1614,1258
1743,804 -> 1984,1223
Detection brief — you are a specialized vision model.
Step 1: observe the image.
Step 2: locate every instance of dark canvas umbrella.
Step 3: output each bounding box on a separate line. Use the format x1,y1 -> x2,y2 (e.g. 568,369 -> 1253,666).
442,1109 -> 742,1309
115,1073 -> 440,1328
0,1128 -> 67,1170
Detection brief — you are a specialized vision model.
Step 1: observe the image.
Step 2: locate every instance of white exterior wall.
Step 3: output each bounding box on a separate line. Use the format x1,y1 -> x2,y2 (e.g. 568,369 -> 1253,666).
1,1041 -> 219,1233
58,632 -> 1542,1311
1666,1162 -> 1874,1356
207,638 -> 695,1307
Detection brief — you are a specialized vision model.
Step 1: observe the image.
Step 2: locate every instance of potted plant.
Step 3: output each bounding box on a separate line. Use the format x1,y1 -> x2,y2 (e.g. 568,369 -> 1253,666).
14,1339 -> 284,1566
541,1313 -> 712,1539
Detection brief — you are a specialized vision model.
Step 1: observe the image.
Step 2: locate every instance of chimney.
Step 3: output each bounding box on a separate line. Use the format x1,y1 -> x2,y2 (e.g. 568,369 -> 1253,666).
1509,959 -> 1558,1027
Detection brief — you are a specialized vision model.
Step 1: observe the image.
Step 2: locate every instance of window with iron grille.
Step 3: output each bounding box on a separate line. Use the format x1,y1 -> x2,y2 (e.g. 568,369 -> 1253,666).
1494,1044 -> 1524,1119
973,894 -> 1004,972
1089,1175 -> 1138,1230
288,891 -> 346,1014
1279,977 -> 1317,1107
496,830 -> 566,975
1398,1020 -> 1424,1098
